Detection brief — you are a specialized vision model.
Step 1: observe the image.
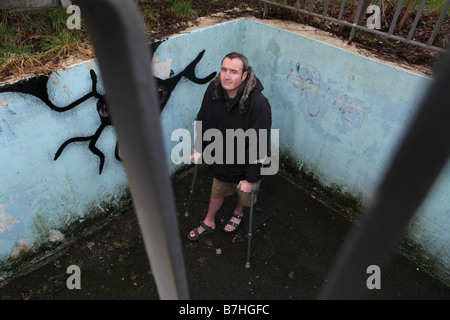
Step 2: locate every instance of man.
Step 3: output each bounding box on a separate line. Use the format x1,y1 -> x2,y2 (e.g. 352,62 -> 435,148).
188,52 -> 271,241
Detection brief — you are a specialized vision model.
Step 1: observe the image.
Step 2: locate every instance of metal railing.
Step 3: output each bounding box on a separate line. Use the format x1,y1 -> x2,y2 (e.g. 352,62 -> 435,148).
74,0 -> 189,299
259,0 -> 449,53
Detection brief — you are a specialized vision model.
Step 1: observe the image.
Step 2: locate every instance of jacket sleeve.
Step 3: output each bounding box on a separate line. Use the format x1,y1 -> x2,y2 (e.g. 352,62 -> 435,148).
245,94 -> 272,183
193,82 -> 214,154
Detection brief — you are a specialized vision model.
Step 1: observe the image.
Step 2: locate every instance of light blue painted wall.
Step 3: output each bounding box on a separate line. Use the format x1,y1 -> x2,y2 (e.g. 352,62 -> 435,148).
0,18 -> 448,285
244,20 -> 432,197
0,20 -> 239,278
0,62 -> 129,273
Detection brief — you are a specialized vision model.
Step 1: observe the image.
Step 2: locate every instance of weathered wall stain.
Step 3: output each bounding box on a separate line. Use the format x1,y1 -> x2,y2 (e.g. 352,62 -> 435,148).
287,67 -> 320,117
286,64 -> 366,139
0,204 -> 19,233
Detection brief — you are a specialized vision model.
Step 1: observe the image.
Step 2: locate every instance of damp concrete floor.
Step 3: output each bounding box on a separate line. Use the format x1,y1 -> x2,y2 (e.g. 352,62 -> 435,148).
1,165 -> 449,301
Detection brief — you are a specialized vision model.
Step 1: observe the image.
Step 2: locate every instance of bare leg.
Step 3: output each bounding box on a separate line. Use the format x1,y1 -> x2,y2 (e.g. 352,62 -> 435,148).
189,196 -> 224,238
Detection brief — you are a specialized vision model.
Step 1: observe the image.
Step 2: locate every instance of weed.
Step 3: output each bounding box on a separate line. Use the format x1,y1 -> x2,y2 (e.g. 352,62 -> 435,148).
0,6 -> 90,80
169,0 -> 198,18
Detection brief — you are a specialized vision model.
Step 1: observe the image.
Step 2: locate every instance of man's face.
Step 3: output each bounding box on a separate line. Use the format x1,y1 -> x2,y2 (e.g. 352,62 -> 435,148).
220,57 -> 248,97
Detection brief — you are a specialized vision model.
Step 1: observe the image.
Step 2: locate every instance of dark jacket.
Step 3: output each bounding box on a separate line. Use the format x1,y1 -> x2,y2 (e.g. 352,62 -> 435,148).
195,67 -> 272,184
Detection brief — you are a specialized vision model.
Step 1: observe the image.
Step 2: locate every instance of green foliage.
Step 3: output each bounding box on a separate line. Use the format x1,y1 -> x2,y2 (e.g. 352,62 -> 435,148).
169,0 -> 198,18
0,7 -> 89,76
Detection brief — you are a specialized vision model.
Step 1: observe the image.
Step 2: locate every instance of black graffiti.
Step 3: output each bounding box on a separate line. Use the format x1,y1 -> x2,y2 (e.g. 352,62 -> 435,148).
156,49 -> 216,108
52,71 -> 116,175
0,46 -> 216,174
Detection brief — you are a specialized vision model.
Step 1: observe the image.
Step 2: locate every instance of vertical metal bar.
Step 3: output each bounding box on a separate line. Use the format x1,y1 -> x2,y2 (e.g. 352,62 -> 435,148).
321,52 -> 450,300
263,2 -> 269,18
308,0 -> 314,12
377,0 -> 383,9
377,0 -> 383,27
323,0 -> 331,16
353,0 -> 366,24
428,0 -> 450,46
407,0 -> 427,40
184,164 -> 198,217
245,184 -> 258,269
348,0 -> 366,44
388,0 -> 405,35
74,0 -> 189,300
338,0 -> 346,20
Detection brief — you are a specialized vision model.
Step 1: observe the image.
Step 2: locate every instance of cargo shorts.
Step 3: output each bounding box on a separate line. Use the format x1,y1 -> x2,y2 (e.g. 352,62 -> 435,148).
211,178 -> 261,207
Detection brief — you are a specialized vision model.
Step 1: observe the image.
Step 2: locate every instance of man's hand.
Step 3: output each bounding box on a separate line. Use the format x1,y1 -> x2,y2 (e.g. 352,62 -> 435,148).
189,152 -> 202,164
237,180 -> 255,193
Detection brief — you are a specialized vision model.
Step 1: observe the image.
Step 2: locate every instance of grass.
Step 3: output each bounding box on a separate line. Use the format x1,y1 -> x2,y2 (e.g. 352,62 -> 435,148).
420,0 -> 450,14
0,6 -> 90,79
137,0 -> 199,23
169,0 -> 199,17
0,0 -> 200,80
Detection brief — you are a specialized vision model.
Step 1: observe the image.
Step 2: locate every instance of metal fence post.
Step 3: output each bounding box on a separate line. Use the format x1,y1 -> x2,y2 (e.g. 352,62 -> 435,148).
74,0 -> 189,300
259,0 -> 448,53
348,0 -> 366,45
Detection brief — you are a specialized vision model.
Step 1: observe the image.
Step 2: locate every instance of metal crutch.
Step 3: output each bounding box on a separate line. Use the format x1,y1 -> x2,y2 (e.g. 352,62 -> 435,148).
245,183 -> 259,269
184,163 -> 198,217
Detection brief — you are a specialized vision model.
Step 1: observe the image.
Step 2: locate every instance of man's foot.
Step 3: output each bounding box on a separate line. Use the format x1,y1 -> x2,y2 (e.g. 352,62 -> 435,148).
223,212 -> 244,233
187,221 -> 215,242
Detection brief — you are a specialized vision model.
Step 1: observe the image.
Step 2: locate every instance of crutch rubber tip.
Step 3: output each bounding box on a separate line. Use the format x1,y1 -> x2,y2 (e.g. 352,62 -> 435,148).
245,262 -> 250,269
185,212 -> 189,217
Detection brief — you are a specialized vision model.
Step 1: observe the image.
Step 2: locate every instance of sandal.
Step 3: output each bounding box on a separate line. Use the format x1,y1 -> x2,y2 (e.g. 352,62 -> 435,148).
223,213 -> 244,233
187,221 -> 215,242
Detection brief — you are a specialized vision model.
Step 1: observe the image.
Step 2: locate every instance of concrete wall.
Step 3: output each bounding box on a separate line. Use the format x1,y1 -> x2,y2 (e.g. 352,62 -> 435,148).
0,61 -> 129,276
0,22 -> 233,278
0,18 -> 448,286
240,19 -> 449,285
